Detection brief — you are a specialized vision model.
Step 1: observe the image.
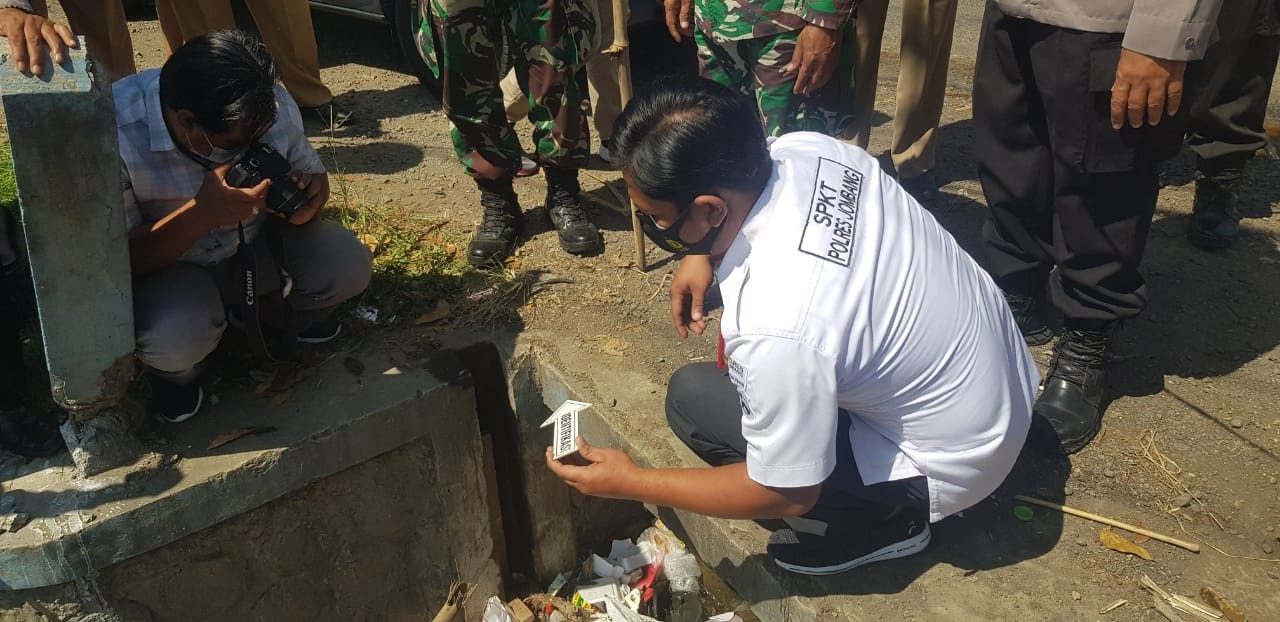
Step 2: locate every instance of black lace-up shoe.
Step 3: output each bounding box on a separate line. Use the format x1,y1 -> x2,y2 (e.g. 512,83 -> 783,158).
1004,291 -> 1053,346
1029,324 -> 1116,454
1188,177 -> 1240,250
544,167 -> 604,255
767,506 -> 931,576
467,178 -> 524,267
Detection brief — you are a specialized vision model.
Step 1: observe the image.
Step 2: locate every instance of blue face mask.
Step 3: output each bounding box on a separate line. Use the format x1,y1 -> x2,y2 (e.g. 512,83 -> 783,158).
188,126 -> 246,165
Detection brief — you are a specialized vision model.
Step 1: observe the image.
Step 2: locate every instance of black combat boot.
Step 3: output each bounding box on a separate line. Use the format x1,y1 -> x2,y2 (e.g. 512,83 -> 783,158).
544,166 -> 604,255
1003,290 -> 1053,346
1188,176 -> 1240,250
467,177 -> 524,267
1028,322 -> 1116,455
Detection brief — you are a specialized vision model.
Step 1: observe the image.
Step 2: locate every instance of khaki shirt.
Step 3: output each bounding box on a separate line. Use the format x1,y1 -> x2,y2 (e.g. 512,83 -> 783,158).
993,0 -> 1224,61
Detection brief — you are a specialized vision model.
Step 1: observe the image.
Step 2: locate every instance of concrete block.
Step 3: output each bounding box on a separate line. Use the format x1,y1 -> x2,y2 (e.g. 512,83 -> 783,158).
0,347 -> 499,615
59,408 -> 145,477
0,37 -> 134,416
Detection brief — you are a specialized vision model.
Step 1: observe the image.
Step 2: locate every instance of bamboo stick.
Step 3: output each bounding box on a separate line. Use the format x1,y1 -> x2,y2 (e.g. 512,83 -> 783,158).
1014,495 -> 1201,553
606,0 -> 646,271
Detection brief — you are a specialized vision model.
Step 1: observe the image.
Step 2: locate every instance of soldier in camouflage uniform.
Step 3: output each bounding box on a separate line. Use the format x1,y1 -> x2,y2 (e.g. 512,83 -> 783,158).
418,0 -> 603,266
667,0 -> 855,137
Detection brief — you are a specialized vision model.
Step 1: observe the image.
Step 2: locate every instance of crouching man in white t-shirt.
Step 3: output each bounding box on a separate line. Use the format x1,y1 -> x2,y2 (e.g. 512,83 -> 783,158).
546,78 -> 1039,576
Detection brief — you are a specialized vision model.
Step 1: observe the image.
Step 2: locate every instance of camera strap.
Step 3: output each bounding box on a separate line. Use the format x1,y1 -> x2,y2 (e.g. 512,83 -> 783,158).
236,222 -> 297,363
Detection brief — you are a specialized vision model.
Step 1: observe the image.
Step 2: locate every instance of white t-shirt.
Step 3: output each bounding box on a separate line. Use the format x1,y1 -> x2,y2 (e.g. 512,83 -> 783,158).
716,132 -> 1039,522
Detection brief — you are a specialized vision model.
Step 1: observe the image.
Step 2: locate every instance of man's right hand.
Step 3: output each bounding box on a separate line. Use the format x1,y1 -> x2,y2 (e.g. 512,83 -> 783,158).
194,163 -> 270,229
0,8 -> 75,76
671,254 -> 714,338
663,0 -> 693,42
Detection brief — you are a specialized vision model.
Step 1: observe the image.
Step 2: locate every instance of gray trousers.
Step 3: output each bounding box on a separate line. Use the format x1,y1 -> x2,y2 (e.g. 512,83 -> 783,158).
133,220 -> 372,384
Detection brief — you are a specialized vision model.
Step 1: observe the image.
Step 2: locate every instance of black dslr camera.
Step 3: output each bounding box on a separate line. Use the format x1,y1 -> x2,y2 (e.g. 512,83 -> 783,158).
225,143 -> 307,219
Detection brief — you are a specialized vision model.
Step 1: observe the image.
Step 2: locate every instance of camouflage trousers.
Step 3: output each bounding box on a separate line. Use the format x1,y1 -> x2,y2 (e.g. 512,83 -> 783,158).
696,27 -> 856,138
419,0 -> 596,179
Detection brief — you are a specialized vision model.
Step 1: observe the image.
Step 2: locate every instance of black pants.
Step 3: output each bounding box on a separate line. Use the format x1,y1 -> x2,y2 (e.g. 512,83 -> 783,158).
1186,0 -> 1280,182
973,3 -> 1185,324
664,362 -> 928,523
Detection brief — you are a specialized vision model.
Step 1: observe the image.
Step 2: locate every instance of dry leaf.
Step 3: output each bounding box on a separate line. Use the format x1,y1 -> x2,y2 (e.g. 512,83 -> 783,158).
504,257 -> 522,269
253,368 -> 278,395
270,387 -> 295,407
1100,526 -> 1153,560
607,255 -> 634,269
358,233 -> 380,255
414,301 -> 452,325
208,426 -> 278,450
597,336 -> 630,357
1200,587 -> 1247,622
423,235 -> 459,255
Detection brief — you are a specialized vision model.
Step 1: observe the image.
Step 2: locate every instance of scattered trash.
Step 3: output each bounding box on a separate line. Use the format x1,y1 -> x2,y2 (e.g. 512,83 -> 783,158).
1141,575 -> 1226,622
1100,526 -> 1153,561
1200,587 -> 1246,622
343,356 -> 366,376
1013,505 -> 1034,522
1100,599 -> 1128,614
491,520 -> 744,622
543,400 -> 591,461
547,573 -> 570,597
352,305 -> 380,324
1015,494 -> 1199,553
482,596 -> 517,622
706,614 -> 742,622
0,512 -> 30,534
508,598 -> 536,622
431,581 -> 476,622
415,301 -> 452,326
208,426 -> 278,450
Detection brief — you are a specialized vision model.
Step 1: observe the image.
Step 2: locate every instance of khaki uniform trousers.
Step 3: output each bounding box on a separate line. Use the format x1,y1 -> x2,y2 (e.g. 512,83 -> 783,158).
153,0 -> 332,107
850,0 -> 957,179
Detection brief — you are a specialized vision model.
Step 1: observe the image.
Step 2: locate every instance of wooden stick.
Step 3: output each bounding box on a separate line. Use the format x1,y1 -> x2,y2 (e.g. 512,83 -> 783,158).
1014,495 -> 1201,553
606,0 -> 646,271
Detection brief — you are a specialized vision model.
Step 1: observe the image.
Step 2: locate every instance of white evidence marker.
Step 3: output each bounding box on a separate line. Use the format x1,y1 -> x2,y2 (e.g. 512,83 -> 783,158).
544,400 -> 592,461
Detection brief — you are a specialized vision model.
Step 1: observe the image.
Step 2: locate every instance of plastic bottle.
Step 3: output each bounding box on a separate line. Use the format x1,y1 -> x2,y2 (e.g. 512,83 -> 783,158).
662,548 -> 701,622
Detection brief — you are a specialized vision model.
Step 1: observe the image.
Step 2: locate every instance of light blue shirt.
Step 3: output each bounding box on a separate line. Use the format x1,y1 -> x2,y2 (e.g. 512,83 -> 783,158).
115,69 -> 325,265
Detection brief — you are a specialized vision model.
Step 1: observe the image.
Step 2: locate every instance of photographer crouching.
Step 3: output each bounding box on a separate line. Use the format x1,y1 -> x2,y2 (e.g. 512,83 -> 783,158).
121,31 -> 371,423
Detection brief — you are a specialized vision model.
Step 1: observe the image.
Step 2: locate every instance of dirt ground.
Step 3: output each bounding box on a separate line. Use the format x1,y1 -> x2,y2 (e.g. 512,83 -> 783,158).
10,1 -> 1280,620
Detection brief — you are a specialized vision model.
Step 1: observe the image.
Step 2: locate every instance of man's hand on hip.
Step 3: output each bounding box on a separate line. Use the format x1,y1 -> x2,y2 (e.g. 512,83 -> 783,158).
0,8 -> 75,76
1111,48 -> 1186,129
788,24 -> 840,95
194,163 -> 270,229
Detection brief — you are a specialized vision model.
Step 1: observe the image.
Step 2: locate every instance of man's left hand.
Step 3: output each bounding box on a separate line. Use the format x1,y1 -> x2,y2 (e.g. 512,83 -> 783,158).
0,8 -> 75,76
285,171 -> 329,225
1110,48 -> 1187,129
546,437 -> 641,500
787,24 -> 840,96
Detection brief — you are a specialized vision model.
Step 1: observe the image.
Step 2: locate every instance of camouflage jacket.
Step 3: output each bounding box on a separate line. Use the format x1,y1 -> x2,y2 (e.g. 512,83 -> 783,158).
695,0 -> 854,42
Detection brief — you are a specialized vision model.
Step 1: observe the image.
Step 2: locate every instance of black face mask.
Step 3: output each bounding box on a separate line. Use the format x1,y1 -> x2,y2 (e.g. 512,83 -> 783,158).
640,206 -> 723,255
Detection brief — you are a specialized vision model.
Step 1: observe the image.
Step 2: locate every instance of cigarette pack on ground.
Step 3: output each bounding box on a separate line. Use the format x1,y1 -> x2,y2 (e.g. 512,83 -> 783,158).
542,400 -> 591,460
